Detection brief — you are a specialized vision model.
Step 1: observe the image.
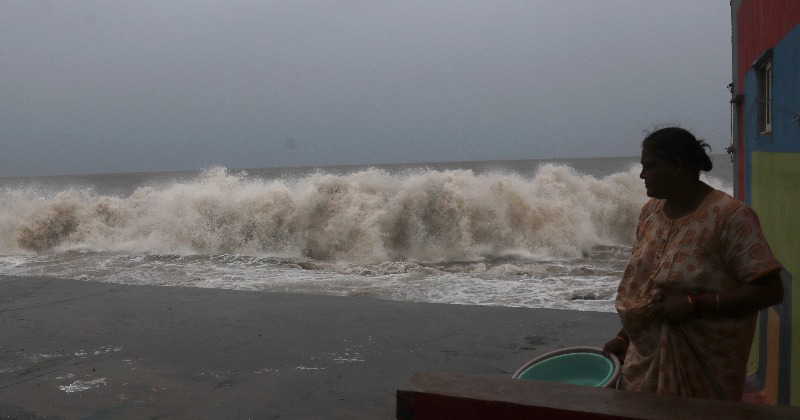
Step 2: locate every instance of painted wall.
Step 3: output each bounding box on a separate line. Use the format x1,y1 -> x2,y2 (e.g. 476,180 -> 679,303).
751,153 -> 798,405
735,0 -> 800,406
734,0 -> 800,198
741,24 -> 800,201
736,0 -> 800,92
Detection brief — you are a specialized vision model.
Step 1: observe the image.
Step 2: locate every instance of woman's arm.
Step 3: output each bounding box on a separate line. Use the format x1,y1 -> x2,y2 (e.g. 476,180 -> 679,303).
658,269 -> 783,321
713,270 -> 783,315
602,328 -> 629,362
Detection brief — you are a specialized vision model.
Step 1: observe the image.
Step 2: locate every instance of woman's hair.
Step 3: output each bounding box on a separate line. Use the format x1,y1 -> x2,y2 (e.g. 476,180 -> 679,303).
642,127 -> 713,172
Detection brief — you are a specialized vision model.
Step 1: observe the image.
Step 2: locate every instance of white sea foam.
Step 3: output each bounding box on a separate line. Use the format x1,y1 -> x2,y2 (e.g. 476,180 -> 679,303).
58,378 -> 107,393
0,158 -> 733,312
0,165 -> 646,260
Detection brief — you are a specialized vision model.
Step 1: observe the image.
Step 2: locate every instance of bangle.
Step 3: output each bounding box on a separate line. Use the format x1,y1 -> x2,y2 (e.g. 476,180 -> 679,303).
694,292 -> 704,315
715,293 -> 720,312
615,335 -> 629,344
687,294 -> 695,315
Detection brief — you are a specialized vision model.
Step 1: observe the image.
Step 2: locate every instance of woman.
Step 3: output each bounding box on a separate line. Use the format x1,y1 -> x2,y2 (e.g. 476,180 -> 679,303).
603,127 -> 783,400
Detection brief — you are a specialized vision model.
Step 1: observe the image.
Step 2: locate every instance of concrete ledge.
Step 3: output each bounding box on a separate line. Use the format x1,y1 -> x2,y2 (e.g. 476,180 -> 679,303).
396,371 -> 800,419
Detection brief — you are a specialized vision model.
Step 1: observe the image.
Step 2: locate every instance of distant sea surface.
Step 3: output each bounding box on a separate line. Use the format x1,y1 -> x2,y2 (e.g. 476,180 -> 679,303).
0,155 -> 733,312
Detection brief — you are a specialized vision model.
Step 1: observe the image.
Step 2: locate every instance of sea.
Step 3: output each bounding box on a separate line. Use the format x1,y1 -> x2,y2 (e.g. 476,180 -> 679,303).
0,155 -> 733,313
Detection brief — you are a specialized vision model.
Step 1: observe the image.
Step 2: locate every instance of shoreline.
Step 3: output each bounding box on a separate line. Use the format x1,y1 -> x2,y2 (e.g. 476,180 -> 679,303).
0,275 -> 620,419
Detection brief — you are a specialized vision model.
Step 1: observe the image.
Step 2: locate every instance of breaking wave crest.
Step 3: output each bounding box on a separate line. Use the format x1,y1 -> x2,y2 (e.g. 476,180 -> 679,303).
0,165 -> 650,262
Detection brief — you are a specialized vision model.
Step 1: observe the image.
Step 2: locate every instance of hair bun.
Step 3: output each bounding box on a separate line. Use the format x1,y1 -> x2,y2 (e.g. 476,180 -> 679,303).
643,127 -> 713,173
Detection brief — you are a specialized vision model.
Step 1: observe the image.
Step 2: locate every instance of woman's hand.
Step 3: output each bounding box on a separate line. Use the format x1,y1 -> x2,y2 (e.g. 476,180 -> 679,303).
603,336 -> 628,363
651,294 -> 693,322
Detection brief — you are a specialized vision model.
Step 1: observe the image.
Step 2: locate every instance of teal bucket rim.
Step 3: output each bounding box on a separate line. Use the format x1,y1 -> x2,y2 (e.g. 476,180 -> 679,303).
512,346 -> 621,388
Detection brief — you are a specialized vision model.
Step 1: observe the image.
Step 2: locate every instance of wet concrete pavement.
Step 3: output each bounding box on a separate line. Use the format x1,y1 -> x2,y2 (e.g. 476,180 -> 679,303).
0,275 -> 620,419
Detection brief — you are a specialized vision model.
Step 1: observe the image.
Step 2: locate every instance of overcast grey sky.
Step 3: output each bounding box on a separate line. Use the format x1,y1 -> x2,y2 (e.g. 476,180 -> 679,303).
1,1 -> 733,177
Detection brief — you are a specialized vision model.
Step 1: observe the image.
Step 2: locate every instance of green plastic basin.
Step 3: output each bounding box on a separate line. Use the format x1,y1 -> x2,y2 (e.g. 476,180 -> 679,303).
516,352 -> 615,387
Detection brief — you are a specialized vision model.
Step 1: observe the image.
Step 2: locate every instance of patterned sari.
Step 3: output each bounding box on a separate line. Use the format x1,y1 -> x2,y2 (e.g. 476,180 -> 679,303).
615,190 -> 781,400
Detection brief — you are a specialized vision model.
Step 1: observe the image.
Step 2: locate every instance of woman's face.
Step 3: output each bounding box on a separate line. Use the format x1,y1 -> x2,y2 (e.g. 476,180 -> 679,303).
639,147 -> 678,198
